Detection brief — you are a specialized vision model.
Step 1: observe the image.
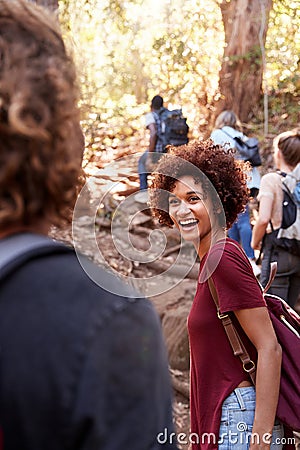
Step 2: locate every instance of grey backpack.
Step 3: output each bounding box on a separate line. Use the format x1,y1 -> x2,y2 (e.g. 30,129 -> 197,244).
270,164 -> 300,256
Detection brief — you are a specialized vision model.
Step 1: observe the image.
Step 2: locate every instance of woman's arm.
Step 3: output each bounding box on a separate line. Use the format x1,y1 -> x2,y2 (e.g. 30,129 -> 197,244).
251,195 -> 273,250
234,307 -> 282,450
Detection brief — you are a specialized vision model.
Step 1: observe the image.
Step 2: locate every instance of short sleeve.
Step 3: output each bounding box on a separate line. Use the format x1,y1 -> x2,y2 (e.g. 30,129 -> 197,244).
257,173 -> 277,201
210,242 -> 266,314
145,112 -> 155,128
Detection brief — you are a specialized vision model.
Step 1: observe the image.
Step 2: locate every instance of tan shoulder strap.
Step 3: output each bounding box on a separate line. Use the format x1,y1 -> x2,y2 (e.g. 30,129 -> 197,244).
208,276 -> 256,384
207,240 -> 278,383
263,261 -> 277,294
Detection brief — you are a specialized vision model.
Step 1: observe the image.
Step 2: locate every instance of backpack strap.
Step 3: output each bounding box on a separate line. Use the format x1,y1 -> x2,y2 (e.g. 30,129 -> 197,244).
0,232 -> 73,281
208,277 -> 256,384
220,127 -> 245,142
220,127 -> 235,140
207,240 -> 278,384
262,262 -> 277,294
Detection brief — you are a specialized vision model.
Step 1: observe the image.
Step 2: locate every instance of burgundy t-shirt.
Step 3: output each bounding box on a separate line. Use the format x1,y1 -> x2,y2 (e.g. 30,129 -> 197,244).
187,239 -> 266,449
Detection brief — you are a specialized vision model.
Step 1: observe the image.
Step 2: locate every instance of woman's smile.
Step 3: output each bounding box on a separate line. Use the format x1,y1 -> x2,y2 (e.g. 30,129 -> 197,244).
179,218 -> 199,229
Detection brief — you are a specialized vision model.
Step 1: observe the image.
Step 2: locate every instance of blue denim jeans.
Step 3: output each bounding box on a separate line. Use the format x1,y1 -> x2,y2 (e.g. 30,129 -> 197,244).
138,151 -> 163,190
219,387 -> 284,450
227,205 -> 255,259
138,151 -> 149,190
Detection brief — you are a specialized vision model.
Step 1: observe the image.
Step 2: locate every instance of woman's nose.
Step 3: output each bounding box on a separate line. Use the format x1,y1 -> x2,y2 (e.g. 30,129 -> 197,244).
177,200 -> 191,216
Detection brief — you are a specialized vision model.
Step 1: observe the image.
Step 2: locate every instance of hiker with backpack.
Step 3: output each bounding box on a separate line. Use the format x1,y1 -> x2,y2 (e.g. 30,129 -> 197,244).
251,129 -> 300,308
137,95 -> 165,200
211,110 -> 262,278
0,2 -> 178,449
136,95 -> 188,201
149,140 -> 290,449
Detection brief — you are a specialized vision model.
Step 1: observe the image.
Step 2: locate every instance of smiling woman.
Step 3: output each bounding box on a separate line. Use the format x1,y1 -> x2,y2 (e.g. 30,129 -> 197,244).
168,176 -> 220,258
149,140 -> 285,450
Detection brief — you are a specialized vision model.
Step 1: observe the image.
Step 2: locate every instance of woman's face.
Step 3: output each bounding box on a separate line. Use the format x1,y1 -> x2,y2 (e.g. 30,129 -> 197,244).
168,175 -> 213,250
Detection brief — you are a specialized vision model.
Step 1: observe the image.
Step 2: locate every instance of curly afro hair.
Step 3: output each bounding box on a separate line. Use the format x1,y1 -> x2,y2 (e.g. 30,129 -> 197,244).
0,0 -> 84,229
149,139 -> 249,229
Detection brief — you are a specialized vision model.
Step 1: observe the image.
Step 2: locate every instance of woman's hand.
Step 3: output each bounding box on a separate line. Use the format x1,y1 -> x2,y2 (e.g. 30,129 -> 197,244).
251,238 -> 261,250
249,431 -> 272,450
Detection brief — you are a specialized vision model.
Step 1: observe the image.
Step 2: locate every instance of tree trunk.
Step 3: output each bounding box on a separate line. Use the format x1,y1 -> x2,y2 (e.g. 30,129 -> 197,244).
30,0 -> 59,12
214,0 -> 273,122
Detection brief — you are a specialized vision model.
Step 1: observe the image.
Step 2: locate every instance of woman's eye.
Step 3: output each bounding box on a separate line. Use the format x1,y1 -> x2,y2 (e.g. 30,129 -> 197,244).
169,198 -> 179,206
189,195 -> 201,202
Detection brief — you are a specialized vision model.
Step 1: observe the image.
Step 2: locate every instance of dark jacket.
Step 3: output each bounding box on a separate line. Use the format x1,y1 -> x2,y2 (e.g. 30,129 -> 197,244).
0,248 -> 177,450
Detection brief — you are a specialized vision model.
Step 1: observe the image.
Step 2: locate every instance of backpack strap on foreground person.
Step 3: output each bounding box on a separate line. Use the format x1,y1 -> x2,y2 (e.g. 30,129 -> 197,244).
208,243 -> 300,432
0,232 -> 73,281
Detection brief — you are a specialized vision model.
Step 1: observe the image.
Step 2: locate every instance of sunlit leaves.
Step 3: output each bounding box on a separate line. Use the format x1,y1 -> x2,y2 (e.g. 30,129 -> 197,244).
57,0 -> 300,148
266,1 -> 300,90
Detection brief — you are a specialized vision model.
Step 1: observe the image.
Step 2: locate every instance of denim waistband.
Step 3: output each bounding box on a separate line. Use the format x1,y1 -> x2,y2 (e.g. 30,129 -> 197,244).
223,386 -> 281,425
223,386 -> 255,409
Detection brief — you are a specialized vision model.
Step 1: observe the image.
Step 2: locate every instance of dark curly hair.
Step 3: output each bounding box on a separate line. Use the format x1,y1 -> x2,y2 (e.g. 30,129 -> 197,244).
0,0 -> 84,229
149,139 -> 249,229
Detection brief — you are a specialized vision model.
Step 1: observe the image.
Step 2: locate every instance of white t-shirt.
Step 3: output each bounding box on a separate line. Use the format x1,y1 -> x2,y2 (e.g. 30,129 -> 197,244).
145,112 -> 155,128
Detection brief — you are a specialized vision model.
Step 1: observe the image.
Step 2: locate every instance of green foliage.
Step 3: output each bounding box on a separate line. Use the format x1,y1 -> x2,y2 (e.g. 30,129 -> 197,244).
58,0 -> 300,153
266,0 -> 300,92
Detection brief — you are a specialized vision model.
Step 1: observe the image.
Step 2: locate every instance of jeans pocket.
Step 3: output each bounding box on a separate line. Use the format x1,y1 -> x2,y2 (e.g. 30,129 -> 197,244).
219,410 -> 255,449
271,423 -> 284,449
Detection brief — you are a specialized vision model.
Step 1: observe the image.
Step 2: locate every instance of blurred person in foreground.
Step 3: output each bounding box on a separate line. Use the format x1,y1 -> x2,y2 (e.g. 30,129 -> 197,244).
0,1 -> 177,449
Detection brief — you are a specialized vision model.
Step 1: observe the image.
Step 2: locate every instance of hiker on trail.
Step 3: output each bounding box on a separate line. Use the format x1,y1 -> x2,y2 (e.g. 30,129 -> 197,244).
251,129 -> 300,308
150,140 -> 284,450
137,95 -> 165,200
0,2 -> 177,449
211,110 -> 261,278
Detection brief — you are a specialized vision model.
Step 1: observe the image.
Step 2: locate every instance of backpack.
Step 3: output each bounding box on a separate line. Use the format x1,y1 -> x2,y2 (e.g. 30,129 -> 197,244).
221,128 -> 262,166
156,107 -> 189,152
233,136 -> 262,167
209,252 -> 300,433
269,165 -> 300,256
